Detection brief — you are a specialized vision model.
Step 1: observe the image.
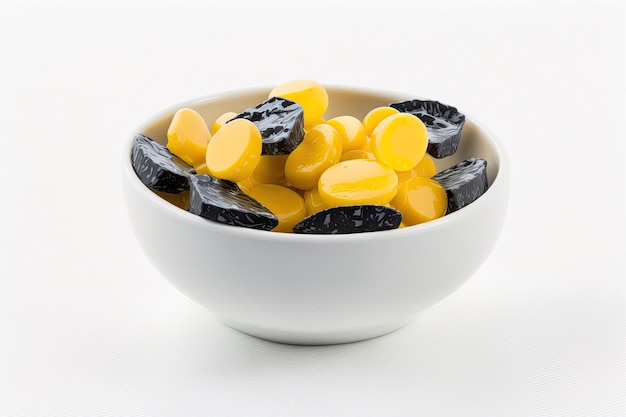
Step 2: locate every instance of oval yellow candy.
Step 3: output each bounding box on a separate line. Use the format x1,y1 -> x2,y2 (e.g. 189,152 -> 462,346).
326,115 -> 367,153
396,154 -> 437,183
362,136 -> 373,152
340,149 -> 376,162
391,177 -> 447,226
269,79 -> 329,128
284,124 -> 342,190
211,111 -> 238,135
371,113 -> 428,172
362,106 -> 399,137
205,118 -> 262,182
167,108 -> 212,168
318,159 -> 398,207
251,154 -> 289,186
236,177 -> 257,194
304,187 -> 327,216
304,116 -> 326,132
248,184 -> 306,233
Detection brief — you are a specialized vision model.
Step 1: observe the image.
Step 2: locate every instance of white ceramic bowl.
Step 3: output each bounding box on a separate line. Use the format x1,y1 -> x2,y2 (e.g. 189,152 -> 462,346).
122,86 -> 510,345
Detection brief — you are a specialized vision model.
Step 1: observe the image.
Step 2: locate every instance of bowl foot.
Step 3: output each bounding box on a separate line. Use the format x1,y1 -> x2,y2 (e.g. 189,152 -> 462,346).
220,317 -> 415,345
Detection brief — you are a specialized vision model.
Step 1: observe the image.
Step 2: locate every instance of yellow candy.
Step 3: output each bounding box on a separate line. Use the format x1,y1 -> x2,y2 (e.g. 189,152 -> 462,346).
193,161 -> 210,175
284,124 -> 342,190
362,106 -> 399,137
340,149 -> 376,162
205,118 -> 262,182
391,177 -> 447,226
167,108 -> 212,167
371,113 -> 428,172
236,177 -> 256,194
318,159 -> 398,207
326,115 -> 367,153
234,156 -> 288,191
362,136 -> 373,152
413,154 -> 437,178
251,154 -> 289,186
304,116 -> 326,132
248,184 -> 306,233
211,111 -> 238,135
396,154 -> 437,182
304,187 -> 327,216
269,79 -> 329,128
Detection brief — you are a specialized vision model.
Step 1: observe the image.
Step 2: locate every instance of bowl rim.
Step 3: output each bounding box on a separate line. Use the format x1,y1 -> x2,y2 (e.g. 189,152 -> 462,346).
122,84 -> 510,243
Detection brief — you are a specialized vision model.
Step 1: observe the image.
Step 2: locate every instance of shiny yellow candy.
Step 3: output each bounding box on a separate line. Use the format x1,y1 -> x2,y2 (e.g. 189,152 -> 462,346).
371,113 -> 428,172
362,106 -> 399,137
236,177 -> 255,194
304,187 -> 327,216
318,159 -> 398,207
234,155 -> 288,192
413,154 -> 437,177
167,108 -> 212,168
193,162 -> 210,175
248,184 -> 306,233
396,154 -> 437,183
269,79 -> 329,128
326,115 -> 367,153
251,154 -> 289,186
284,124 -> 342,190
362,136 -> 373,152
340,149 -> 376,162
211,111 -> 238,135
304,116 -> 326,132
391,177 -> 447,226
205,118 -> 262,182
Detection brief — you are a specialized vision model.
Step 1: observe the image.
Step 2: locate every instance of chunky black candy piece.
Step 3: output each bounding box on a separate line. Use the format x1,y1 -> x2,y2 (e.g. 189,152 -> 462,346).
188,174 -> 278,230
293,205 -> 402,235
231,97 -> 305,155
131,133 -> 194,193
389,99 -> 465,158
432,158 -> 488,214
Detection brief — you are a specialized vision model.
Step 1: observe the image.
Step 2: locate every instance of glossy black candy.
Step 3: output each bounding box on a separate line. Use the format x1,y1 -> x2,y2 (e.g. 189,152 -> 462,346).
131,134 -> 194,193
293,205 -> 402,235
188,174 -> 278,230
389,99 -> 465,159
231,97 -> 305,155
432,158 -> 488,214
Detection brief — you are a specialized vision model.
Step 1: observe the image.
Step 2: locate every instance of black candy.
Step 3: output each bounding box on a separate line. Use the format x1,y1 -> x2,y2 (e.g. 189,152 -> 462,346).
293,205 -> 402,235
432,158 -> 488,214
188,174 -> 278,230
131,133 -> 195,193
231,97 -> 305,155
389,99 -> 465,159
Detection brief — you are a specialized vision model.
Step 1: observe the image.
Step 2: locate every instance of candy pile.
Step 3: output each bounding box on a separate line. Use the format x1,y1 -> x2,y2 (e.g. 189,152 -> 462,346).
131,80 -> 488,234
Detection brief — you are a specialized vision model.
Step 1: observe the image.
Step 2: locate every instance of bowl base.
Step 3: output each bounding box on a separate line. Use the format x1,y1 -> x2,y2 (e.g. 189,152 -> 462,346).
220,317 -> 416,345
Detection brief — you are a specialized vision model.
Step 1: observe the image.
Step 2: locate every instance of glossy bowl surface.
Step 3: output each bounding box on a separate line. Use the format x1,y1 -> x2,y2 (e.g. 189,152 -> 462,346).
122,86 -> 510,345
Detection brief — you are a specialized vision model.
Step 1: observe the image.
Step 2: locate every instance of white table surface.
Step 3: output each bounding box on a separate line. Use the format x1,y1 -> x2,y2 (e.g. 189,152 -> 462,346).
2,1 -> 625,416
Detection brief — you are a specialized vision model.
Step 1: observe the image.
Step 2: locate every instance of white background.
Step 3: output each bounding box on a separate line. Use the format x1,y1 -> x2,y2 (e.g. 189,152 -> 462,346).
1,1 -> 625,416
